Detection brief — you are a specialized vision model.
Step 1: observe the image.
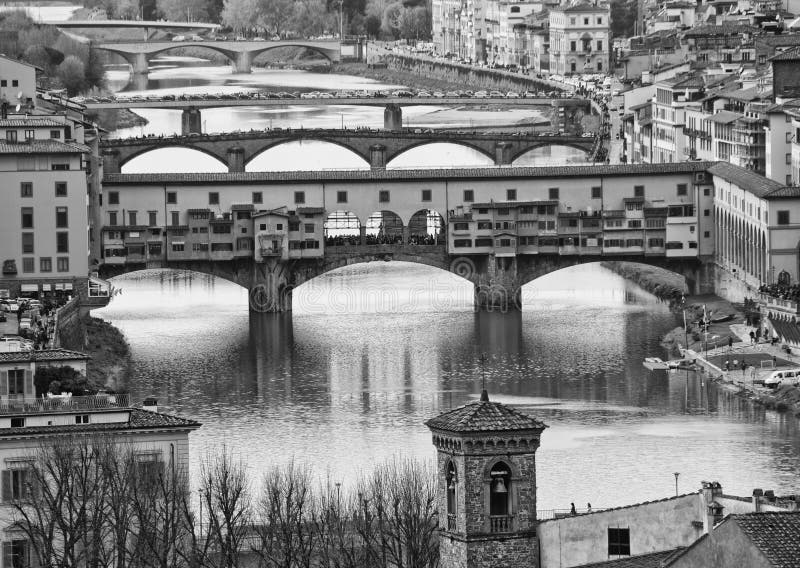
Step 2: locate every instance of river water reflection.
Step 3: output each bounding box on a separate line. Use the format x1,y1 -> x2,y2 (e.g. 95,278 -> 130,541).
94,263 -> 800,509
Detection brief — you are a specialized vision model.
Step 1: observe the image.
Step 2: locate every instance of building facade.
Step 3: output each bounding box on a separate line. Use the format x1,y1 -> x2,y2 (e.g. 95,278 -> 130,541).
548,2 -> 610,75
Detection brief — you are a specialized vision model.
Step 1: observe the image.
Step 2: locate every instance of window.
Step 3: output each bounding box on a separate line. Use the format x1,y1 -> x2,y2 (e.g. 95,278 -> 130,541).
24,129 -> 33,141
454,222 -> 469,231
704,231 -> 710,238
50,129 -> 60,139
446,461 -> 457,517
648,238 -> 664,247
591,186 -> 602,199
477,221 -> 492,230
294,191 -> 305,204
252,191 -> 263,204
597,17 -> 602,24
171,211 -> 180,226
51,163 -> 69,171
109,211 -> 118,225
20,182 -> 31,197
453,239 -> 472,247
778,210 -> 790,225
9,418 -> 23,429
209,192 -> 219,205
337,191 -> 347,203
475,237 -> 493,246
108,191 -> 119,205
135,453 -> 163,485
21,207 -> 33,229
148,211 -> 157,226
570,40 -> 576,51
172,243 -> 185,252
608,526 -> 630,554
677,184 -> 688,196
5,130 -> 16,142
379,190 -> 390,203
787,131 -> 793,143
128,211 -> 137,226
166,192 -> 177,204
583,17 -> 589,24
289,221 -> 300,231
634,185 -> 644,197
40,257 -> 51,272
597,40 -> 602,51
11,80 -> 18,87
2,539 -> 29,568
0,80 -> 6,86
421,189 -> 432,202
549,187 -> 559,199
56,232 -> 69,253
21,233 -> 33,254
75,414 -> 89,424
570,17 -> 576,24
304,223 -> 315,233
507,189 -> 517,201
788,153 -> 792,165
489,461 -> 511,517
7,370 -> 24,396
57,257 -> 69,272
56,207 -> 68,228
2,467 -> 30,501
463,189 -> 474,202
22,258 -> 33,273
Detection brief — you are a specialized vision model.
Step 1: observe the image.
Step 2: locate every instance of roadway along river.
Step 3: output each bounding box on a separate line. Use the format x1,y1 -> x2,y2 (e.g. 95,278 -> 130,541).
105,58 -> 589,172
94,263 -> 800,510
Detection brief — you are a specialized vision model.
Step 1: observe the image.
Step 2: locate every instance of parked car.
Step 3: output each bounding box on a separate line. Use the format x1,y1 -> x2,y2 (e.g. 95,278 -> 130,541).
171,35 -> 186,42
764,369 -> 800,388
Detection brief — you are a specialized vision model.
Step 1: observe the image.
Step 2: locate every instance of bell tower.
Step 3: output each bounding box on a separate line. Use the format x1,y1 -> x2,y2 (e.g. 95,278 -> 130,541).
425,390 -> 547,568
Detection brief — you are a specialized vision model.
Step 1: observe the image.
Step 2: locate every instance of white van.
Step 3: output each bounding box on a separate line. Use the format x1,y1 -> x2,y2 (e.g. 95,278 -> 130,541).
764,369 -> 800,388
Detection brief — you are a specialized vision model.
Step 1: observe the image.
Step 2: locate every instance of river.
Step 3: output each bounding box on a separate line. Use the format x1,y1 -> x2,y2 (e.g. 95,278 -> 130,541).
93,263 -> 800,510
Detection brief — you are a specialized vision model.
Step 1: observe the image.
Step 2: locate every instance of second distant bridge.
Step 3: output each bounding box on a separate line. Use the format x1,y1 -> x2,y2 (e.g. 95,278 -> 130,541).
101,129 -> 600,172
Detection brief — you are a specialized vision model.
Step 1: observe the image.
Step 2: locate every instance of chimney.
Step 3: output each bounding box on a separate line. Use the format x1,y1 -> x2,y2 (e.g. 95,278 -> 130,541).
142,398 -> 158,413
764,490 -> 776,503
701,481 -> 714,503
753,489 -> 763,512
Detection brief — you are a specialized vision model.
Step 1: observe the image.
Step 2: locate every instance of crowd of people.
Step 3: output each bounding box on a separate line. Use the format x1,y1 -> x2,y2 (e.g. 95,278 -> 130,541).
759,283 -> 800,302
324,234 -> 442,247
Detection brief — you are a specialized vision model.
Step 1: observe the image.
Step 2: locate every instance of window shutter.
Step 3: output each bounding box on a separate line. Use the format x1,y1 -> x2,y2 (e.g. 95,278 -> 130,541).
2,471 -> 11,502
0,371 -> 7,397
23,371 -> 32,397
2,541 -> 12,568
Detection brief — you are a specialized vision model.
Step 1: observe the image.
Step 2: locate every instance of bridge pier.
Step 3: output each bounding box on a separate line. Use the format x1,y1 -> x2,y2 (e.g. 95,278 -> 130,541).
130,52 -> 149,75
233,52 -> 252,74
495,142 -> 513,166
384,104 -> 403,131
369,144 -> 387,168
181,108 -> 203,135
249,263 -> 293,313
227,146 -> 245,172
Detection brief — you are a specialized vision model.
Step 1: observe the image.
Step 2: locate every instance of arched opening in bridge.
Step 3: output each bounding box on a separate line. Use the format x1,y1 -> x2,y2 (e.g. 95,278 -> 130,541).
324,210 -> 361,246
512,145 -> 590,167
386,143 -> 493,169
408,209 -> 444,244
252,47 -> 333,69
246,141 -> 369,171
365,211 -> 404,244
121,148 -> 229,173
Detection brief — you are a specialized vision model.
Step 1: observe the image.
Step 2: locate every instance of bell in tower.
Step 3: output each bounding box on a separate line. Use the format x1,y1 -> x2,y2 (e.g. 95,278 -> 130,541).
425,389 -> 547,568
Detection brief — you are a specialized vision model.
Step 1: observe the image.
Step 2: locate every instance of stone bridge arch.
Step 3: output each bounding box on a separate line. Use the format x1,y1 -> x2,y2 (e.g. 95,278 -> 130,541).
385,140 -> 497,166
510,141 -> 593,162
243,137 -> 371,168
97,262 -> 255,290
114,144 -> 230,172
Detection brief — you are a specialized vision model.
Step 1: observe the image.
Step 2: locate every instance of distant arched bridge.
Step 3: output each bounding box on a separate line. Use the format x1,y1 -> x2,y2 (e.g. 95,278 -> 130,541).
100,129 -> 600,171
94,39 -> 342,74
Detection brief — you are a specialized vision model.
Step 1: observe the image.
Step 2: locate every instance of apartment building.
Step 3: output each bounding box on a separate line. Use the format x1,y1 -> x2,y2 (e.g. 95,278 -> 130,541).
548,2 -> 610,75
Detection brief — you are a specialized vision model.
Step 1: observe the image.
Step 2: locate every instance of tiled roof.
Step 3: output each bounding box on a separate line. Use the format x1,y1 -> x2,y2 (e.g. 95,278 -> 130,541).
769,46 -> 800,61
0,140 -> 88,154
104,163 -> 714,185
0,349 -> 89,363
425,392 -> 547,434
683,23 -> 758,37
0,119 -> 63,127
708,110 -> 741,124
756,34 -> 800,47
707,162 -> 785,198
296,207 -> 325,214
575,549 -> 682,568
629,101 -> 652,111
733,512 -> 800,568
764,186 -> 800,199
0,408 -> 200,438
557,2 -> 607,12
540,493 -> 700,525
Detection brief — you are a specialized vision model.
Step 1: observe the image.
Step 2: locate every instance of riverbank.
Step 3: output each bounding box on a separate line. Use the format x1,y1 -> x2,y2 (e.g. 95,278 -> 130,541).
88,108 -> 148,132
83,314 -> 130,392
601,261 -> 686,304
334,61 -> 487,93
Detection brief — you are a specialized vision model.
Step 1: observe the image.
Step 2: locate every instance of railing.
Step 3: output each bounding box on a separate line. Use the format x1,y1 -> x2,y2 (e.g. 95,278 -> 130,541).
536,507 -> 604,520
760,293 -> 800,314
489,515 -> 513,533
0,394 -> 130,415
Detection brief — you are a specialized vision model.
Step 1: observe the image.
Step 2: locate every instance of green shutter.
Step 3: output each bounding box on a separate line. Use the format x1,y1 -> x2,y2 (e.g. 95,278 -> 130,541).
0,371 -> 7,397
2,541 -> 12,568
23,371 -> 32,397
1,471 -> 11,503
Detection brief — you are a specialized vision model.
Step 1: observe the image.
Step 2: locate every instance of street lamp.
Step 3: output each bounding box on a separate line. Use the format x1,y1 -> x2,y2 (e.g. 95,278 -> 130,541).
673,472 -> 680,496
338,0 -> 344,40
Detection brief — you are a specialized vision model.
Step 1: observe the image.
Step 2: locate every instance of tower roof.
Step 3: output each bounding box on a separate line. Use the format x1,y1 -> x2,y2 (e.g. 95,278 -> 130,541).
425,391 -> 547,434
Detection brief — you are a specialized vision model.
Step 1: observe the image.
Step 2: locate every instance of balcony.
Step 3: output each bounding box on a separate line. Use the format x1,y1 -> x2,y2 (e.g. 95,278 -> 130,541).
0,393 -> 131,415
489,515 -> 513,533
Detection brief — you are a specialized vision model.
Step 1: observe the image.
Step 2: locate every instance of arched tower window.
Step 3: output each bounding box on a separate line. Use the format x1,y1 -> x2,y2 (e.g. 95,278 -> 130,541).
489,461 -> 511,516
446,461 -> 457,515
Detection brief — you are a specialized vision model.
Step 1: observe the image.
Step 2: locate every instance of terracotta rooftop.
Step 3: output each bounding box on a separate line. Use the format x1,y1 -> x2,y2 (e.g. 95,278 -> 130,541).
764,186 -> 800,199
732,512 -> 800,568
0,408 -> 201,438
769,46 -> 800,61
104,163 -> 714,185
574,549 -> 682,568
425,391 -> 547,434
707,162 -> 786,198
0,349 -> 89,363
683,23 -> 758,37
0,119 -> 63,128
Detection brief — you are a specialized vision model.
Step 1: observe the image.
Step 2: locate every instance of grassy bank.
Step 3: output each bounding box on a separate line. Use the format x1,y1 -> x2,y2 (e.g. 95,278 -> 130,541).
334,61 -> 487,93
83,315 -> 130,392
89,108 -> 148,132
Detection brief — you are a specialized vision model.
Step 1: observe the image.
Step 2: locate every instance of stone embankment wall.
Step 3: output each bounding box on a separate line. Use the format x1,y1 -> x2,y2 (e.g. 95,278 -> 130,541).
377,52 -> 568,93
54,297 -> 83,350
601,261 -> 687,304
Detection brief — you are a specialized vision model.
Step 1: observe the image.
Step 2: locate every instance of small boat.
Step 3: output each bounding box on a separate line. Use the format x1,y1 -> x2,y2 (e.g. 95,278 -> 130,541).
643,357 -> 670,370
711,314 -> 734,324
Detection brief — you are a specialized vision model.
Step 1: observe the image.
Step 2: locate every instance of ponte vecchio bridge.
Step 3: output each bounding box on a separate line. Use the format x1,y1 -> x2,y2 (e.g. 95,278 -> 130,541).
97,162 -> 718,311
100,129 -> 601,171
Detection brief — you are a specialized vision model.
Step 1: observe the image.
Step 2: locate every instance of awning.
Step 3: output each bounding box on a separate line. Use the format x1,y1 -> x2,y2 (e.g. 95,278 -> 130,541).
20,284 -> 38,292
709,111 -> 741,124
41,284 -> 51,291
769,317 -> 800,345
